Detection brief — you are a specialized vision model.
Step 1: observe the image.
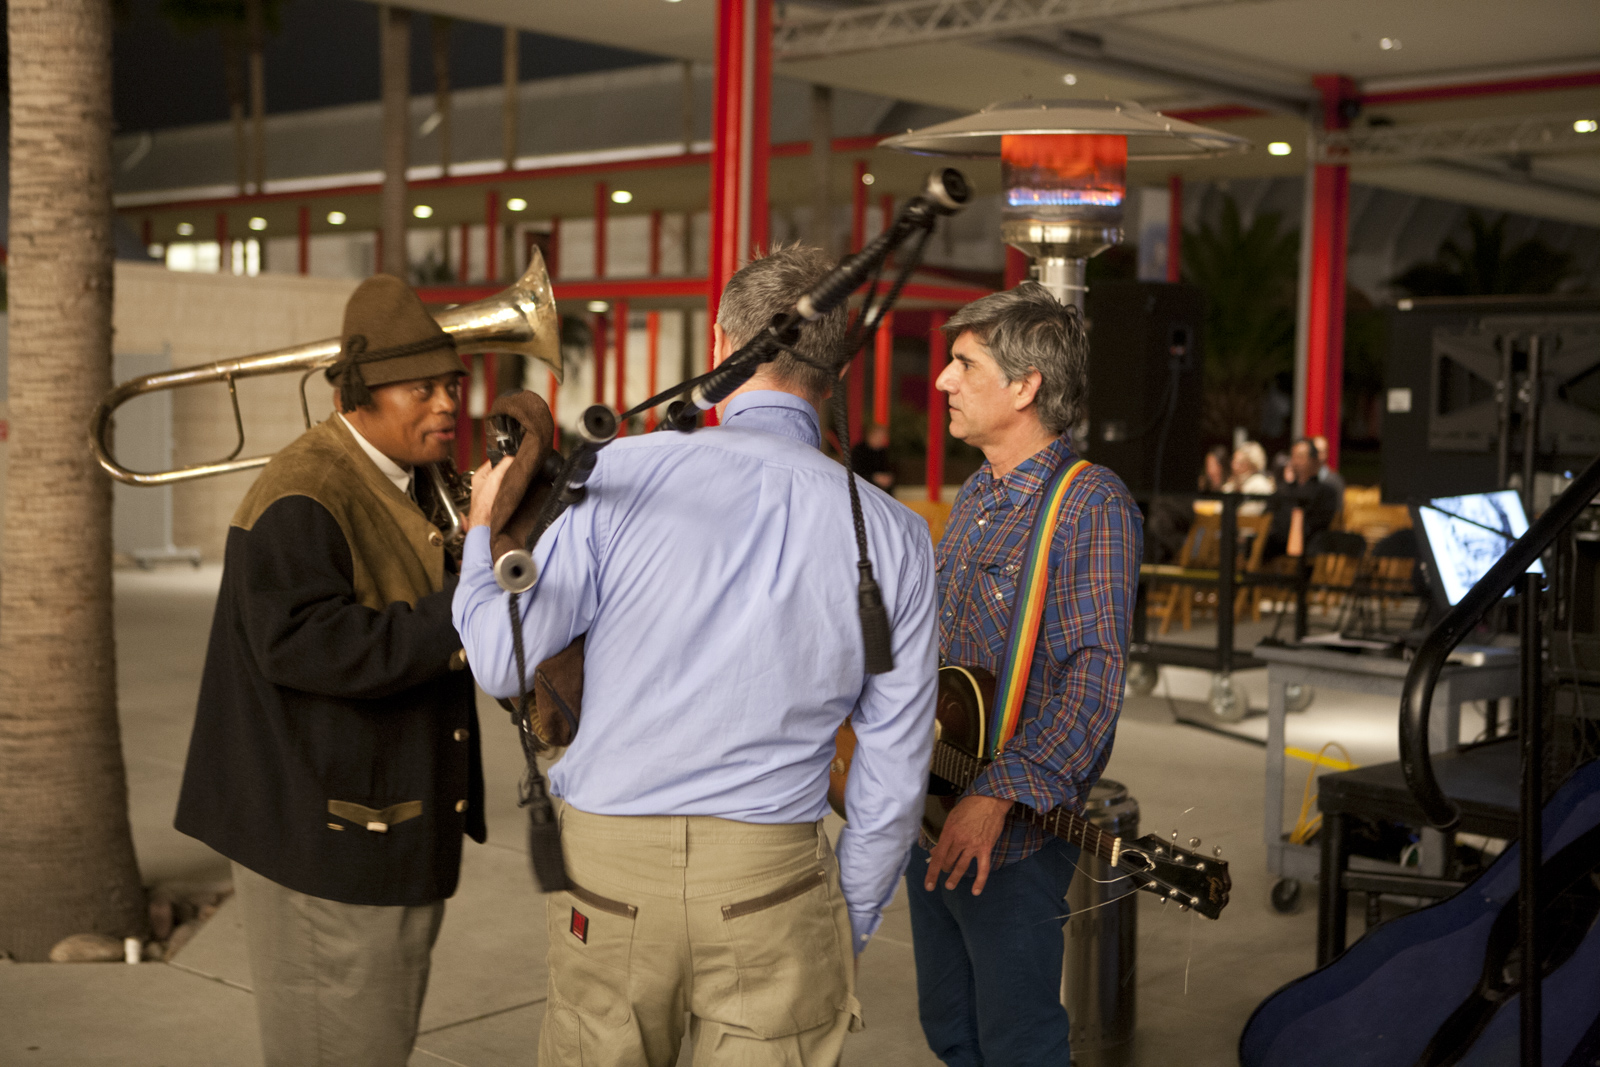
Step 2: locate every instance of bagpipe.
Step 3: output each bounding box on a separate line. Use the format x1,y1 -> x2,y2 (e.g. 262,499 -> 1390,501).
480,168 -> 972,892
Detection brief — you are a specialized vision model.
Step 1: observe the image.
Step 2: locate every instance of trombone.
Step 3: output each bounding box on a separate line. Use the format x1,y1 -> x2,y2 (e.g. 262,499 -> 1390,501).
90,251 -> 564,488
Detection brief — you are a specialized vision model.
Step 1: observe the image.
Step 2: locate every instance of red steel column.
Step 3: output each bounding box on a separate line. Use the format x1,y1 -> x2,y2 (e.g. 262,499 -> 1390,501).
1166,174 -> 1183,283
1004,246 -> 1029,288
486,189 -> 500,282
216,212 -> 229,274
1304,74 -> 1355,469
458,224 -> 469,282
297,205 -> 310,275
645,311 -> 661,431
874,312 -> 893,429
709,0 -> 771,395
927,311 -> 949,503
594,181 -> 608,279
613,298 -> 629,428
548,370 -> 560,450
592,310 -> 608,404
548,216 -> 561,277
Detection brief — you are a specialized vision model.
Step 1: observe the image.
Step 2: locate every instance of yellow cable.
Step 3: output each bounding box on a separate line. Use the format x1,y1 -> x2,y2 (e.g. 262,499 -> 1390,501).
1288,741 -> 1356,845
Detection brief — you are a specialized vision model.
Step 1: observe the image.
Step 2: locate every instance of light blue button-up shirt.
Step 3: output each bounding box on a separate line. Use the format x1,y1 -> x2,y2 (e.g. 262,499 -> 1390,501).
453,390 -> 938,949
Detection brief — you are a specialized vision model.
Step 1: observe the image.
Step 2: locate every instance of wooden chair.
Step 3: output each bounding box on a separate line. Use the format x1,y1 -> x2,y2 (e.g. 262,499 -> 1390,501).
1145,515 -> 1220,634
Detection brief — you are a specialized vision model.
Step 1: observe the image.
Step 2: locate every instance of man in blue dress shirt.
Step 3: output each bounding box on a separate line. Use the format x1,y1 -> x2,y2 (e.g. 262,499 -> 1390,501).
454,245 -> 938,1066
912,283 -> 1142,1067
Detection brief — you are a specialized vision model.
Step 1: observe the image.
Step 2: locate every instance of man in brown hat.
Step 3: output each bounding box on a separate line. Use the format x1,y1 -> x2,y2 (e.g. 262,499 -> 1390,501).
175,274 -> 484,1067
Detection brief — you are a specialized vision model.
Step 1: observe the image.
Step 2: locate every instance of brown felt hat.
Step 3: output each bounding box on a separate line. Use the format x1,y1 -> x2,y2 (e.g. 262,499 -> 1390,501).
325,274 -> 465,395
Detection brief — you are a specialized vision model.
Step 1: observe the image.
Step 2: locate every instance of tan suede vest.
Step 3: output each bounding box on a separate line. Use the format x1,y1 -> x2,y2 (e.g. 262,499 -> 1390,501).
232,417 -> 445,608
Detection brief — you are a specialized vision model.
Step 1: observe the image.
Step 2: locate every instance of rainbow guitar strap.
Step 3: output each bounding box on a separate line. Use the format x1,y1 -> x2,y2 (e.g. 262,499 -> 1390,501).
984,457 -> 1091,760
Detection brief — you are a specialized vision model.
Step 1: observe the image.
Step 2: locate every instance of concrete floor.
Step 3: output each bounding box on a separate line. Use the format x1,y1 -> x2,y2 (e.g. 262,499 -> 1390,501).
0,565 -> 1437,1066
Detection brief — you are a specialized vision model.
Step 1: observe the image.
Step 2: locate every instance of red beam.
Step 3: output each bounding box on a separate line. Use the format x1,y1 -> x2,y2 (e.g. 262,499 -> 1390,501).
772,135 -> 879,158
297,204 -> 310,275
709,0 -> 746,380
927,311 -> 949,503
457,223 -> 469,282
1163,104 -> 1266,123
418,276 -> 988,308
896,281 -> 992,304
749,0 -> 771,256
1362,69 -> 1600,105
648,209 -> 662,277
548,216 -> 561,277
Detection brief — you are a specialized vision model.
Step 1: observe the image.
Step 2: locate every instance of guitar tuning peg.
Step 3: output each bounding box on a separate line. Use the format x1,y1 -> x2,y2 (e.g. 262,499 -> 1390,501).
1159,897 -> 1168,906
1213,845 -> 1222,858
1170,830 -> 1178,843
1189,837 -> 1201,849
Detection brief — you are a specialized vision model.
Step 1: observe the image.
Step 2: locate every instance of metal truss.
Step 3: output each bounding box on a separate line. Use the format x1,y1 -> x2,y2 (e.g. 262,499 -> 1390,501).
1318,112 -> 1600,165
773,0 -> 1244,61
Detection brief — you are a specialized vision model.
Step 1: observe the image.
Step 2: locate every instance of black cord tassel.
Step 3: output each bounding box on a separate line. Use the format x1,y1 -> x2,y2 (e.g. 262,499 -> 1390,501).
857,561 -> 895,675
523,776 -> 569,893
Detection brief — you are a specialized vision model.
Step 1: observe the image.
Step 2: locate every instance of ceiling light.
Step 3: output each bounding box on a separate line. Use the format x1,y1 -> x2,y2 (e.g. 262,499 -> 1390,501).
176,222 -> 195,236
610,189 -> 633,204
1379,37 -> 1401,50
506,197 -> 528,211
326,211 -> 347,225
1268,141 -> 1292,156
1576,119 -> 1598,134
587,300 -> 610,313
413,204 -> 434,219
861,172 -> 876,185
1061,73 -> 1077,86
147,243 -> 165,258
248,216 -> 267,231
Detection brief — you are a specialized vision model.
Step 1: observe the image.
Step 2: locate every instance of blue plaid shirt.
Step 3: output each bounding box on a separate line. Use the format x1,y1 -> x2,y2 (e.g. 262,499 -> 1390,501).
936,437 -> 1142,867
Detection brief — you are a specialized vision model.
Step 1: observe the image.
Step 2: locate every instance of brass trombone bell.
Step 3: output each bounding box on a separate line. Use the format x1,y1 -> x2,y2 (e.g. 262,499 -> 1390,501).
91,251 -> 563,487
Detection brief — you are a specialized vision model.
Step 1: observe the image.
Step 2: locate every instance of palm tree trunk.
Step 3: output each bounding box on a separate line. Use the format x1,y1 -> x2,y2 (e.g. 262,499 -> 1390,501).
247,0 -> 266,195
0,0 -> 146,961
380,5 -> 410,278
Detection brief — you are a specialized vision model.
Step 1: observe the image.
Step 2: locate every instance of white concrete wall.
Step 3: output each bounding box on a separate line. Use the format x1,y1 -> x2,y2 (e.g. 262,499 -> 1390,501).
112,262 -> 359,560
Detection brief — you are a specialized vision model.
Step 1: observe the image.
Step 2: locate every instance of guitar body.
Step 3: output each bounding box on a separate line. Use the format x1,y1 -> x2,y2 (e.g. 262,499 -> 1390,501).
828,665 -> 994,845
828,664 -> 1233,920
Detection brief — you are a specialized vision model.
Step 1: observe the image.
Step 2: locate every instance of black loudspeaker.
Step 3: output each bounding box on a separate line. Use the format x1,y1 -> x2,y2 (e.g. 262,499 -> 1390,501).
1083,281 -> 1205,499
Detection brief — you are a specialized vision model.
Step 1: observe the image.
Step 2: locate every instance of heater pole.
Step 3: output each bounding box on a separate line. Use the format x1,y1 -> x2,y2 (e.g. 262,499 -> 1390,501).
1033,255 -> 1087,310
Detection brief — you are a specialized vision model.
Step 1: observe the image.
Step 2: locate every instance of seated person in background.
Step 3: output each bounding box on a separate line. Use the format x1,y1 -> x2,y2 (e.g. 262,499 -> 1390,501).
1263,437 -> 1342,561
1223,440 -> 1275,516
1312,434 -> 1346,498
1200,444 -> 1229,493
851,422 -> 897,493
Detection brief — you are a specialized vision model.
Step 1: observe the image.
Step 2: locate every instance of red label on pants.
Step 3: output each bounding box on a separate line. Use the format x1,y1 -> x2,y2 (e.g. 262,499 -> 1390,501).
570,908 -> 588,943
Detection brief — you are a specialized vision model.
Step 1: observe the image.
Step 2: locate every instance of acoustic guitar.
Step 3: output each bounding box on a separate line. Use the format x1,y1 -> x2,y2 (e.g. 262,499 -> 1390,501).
828,664 -> 1232,919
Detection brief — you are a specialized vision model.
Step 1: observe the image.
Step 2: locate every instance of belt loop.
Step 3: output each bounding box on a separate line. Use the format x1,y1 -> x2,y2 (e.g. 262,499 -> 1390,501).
672,816 -> 688,869
816,820 -> 828,860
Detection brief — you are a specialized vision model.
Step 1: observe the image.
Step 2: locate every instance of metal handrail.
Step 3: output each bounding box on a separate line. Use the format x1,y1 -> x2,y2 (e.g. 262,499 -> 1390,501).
1399,452 -> 1600,829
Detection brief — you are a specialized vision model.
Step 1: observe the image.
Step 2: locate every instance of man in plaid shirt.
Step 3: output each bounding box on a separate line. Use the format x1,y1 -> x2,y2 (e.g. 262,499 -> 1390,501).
910,282 -> 1142,1067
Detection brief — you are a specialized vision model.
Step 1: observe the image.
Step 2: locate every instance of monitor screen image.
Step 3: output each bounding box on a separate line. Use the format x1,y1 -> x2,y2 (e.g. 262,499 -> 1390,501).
1415,489 -> 1543,606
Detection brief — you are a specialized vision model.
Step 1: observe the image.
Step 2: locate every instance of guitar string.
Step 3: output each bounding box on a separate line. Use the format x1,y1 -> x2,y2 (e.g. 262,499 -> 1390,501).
933,742 -> 1117,862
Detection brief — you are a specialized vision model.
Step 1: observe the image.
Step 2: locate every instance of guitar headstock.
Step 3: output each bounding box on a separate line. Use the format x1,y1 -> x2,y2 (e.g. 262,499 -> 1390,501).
1115,833 -> 1232,920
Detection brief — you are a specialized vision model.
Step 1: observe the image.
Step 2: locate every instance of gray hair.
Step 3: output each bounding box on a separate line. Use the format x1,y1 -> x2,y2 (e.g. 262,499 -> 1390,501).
940,282 -> 1088,436
717,244 -> 849,398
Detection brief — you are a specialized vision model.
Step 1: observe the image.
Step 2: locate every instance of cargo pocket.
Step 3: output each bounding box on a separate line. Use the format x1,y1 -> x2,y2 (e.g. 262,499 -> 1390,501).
722,867 -> 845,1038
547,881 -> 637,1027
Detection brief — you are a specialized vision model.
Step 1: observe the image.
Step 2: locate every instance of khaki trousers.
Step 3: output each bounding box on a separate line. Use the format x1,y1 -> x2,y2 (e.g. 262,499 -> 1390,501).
541,805 -> 862,1067
231,861 -> 445,1067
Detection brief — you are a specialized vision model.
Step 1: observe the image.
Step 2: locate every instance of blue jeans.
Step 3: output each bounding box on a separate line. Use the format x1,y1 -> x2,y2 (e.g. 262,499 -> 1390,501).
906,838 -> 1081,1067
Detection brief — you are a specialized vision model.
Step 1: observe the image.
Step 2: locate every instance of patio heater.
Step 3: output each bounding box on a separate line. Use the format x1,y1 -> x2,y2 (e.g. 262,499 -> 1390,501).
881,99 -> 1248,308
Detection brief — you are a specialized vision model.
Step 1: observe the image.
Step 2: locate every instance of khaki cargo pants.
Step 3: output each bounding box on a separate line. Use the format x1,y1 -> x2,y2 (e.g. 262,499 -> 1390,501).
540,804 -> 863,1067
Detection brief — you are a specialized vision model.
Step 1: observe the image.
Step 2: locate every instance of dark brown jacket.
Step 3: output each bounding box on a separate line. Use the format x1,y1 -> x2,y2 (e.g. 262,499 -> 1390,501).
175,416 -> 484,906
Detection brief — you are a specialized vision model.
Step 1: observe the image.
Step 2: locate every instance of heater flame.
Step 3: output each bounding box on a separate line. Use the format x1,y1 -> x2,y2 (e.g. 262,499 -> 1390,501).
1001,133 -> 1127,217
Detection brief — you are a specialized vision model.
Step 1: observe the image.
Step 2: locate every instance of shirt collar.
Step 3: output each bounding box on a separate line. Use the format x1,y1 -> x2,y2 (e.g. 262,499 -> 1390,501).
976,437 -> 1074,510
721,390 -> 822,449
339,413 -> 413,495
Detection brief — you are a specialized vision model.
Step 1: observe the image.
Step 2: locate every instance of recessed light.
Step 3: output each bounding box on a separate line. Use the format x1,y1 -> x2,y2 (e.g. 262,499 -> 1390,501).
413,204 -> 434,219
176,222 -> 195,236
1576,119 -> 1598,134
587,300 -> 610,313
1268,142 -> 1292,156
1061,73 -> 1077,86
327,211 -> 347,225
862,173 -> 876,186
610,189 -> 633,204
1379,37 -> 1401,50
507,197 -> 528,211
248,216 -> 267,231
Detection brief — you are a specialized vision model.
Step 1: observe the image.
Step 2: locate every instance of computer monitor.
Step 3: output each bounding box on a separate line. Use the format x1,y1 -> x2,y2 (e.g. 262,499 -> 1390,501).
1411,489 -> 1543,606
